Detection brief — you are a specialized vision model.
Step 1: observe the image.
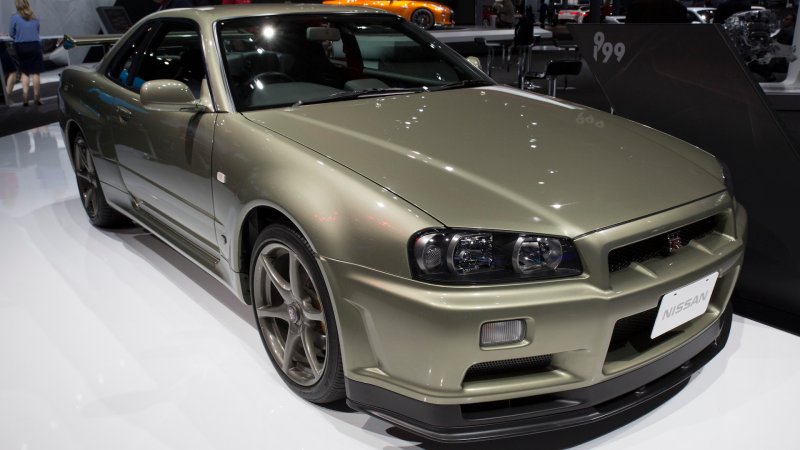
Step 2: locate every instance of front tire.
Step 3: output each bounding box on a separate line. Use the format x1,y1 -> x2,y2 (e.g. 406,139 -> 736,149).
411,9 -> 435,29
250,225 -> 345,403
71,132 -> 125,228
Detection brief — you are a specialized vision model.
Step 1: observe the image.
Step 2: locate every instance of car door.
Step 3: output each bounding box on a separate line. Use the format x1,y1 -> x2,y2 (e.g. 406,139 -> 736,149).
111,19 -> 219,257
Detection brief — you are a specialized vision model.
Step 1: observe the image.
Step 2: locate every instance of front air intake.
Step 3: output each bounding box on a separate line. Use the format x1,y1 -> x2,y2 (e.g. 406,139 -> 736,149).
463,354 -> 552,383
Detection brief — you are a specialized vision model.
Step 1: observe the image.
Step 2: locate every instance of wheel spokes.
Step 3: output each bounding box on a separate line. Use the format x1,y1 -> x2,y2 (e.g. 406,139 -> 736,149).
256,303 -> 290,322
301,302 -> 325,322
85,148 -> 95,174
300,325 -> 322,378
75,172 -> 93,183
83,186 -> 94,210
75,143 -> 86,171
282,326 -> 301,372
289,253 -> 306,303
261,253 -> 294,304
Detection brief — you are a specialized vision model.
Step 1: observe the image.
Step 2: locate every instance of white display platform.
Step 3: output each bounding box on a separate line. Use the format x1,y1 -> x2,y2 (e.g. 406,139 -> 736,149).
1,123 -> 798,449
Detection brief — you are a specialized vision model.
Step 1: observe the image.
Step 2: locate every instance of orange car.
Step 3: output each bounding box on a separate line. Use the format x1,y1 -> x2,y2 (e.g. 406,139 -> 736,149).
322,0 -> 455,29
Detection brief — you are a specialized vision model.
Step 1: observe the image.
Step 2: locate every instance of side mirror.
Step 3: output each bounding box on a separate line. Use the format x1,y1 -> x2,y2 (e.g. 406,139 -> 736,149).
466,56 -> 482,71
141,80 -> 208,112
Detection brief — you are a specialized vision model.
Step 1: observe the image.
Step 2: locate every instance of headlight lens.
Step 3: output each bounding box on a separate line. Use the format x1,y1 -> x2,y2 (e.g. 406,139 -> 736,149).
411,229 -> 582,284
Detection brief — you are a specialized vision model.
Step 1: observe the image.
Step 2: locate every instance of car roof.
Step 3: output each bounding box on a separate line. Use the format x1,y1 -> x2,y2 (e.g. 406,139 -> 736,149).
145,4 -> 394,25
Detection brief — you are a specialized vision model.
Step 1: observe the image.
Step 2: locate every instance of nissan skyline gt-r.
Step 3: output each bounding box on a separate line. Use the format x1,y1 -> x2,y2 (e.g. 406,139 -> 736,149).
59,4 -> 746,442
322,0 -> 454,29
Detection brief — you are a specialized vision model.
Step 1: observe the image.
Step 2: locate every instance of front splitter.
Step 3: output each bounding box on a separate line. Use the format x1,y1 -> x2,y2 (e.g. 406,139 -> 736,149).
346,303 -> 733,443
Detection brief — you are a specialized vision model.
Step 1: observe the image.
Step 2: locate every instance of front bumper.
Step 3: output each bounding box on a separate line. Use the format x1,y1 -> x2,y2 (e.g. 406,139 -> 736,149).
346,302 -> 732,442
321,193 -> 745,441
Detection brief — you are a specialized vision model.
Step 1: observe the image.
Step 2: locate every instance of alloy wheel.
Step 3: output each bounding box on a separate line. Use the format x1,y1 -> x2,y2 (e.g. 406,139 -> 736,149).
252,242 -> 328,386
73,135 -> 100,219
412,9 -> 434,29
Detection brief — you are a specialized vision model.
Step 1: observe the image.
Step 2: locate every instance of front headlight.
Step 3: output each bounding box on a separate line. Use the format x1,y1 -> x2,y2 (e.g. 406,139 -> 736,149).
410,229 -> 582,284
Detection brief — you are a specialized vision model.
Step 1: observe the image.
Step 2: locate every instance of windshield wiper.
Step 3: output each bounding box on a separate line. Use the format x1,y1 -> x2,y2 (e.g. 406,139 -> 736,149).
293,87 -> 427,107
429,79 -> 495,92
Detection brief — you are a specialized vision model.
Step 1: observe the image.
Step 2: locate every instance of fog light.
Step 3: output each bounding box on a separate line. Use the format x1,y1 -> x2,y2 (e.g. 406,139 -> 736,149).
480,320 -> 525,346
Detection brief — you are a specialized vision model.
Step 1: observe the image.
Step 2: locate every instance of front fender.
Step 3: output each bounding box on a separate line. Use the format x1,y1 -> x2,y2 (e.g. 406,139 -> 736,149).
211,114 -> 441,277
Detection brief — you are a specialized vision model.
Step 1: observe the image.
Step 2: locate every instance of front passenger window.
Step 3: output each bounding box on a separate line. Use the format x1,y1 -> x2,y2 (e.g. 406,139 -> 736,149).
107,24 -> 152,87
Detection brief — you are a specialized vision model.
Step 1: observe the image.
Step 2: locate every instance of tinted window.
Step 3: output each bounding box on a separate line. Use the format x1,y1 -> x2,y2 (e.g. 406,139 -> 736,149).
106,23 -> 154,87
218,14 -> 484,111
126,21 -> 206,94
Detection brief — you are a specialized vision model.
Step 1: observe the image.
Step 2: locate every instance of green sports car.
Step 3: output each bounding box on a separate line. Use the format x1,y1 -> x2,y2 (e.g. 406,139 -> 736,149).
59,4 -> 746,442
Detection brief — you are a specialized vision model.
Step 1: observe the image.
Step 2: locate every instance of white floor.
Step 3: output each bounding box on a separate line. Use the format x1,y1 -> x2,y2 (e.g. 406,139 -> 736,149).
1,124 -> 799,450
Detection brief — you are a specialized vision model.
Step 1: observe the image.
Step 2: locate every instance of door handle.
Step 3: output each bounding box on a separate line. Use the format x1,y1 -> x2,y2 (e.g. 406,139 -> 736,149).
116,106 -> 132,123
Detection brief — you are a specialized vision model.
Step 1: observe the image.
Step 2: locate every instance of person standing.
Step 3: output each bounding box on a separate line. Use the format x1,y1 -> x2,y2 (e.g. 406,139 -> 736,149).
9,0 -> 42,106
2,39 -> 21,101
538,1 -> 548,26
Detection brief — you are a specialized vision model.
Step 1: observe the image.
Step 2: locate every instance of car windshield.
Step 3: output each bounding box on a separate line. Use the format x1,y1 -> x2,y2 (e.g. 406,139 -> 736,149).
217,14 -> 491,111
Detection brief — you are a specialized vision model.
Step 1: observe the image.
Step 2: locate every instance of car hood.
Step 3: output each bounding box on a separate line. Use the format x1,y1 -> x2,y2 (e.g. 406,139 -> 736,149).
242,86 -> 723,237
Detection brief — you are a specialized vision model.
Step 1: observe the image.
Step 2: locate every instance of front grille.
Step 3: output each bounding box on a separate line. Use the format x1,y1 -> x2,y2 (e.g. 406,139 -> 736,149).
463,355 -> 552,383
608,216 -> 717,273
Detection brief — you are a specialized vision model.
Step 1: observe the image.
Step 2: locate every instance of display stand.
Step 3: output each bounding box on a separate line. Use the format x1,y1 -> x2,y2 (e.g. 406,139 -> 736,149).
570,23 -> 800,330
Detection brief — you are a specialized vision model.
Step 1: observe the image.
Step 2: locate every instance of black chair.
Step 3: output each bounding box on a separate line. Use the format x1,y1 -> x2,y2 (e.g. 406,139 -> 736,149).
515,36 -> 541,86
474,37 -> 506,76
521,59 -> 582,97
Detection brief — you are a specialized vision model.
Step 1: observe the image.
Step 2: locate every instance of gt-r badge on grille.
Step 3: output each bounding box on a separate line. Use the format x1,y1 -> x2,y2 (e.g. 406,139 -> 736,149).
667,232 -> 683,253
